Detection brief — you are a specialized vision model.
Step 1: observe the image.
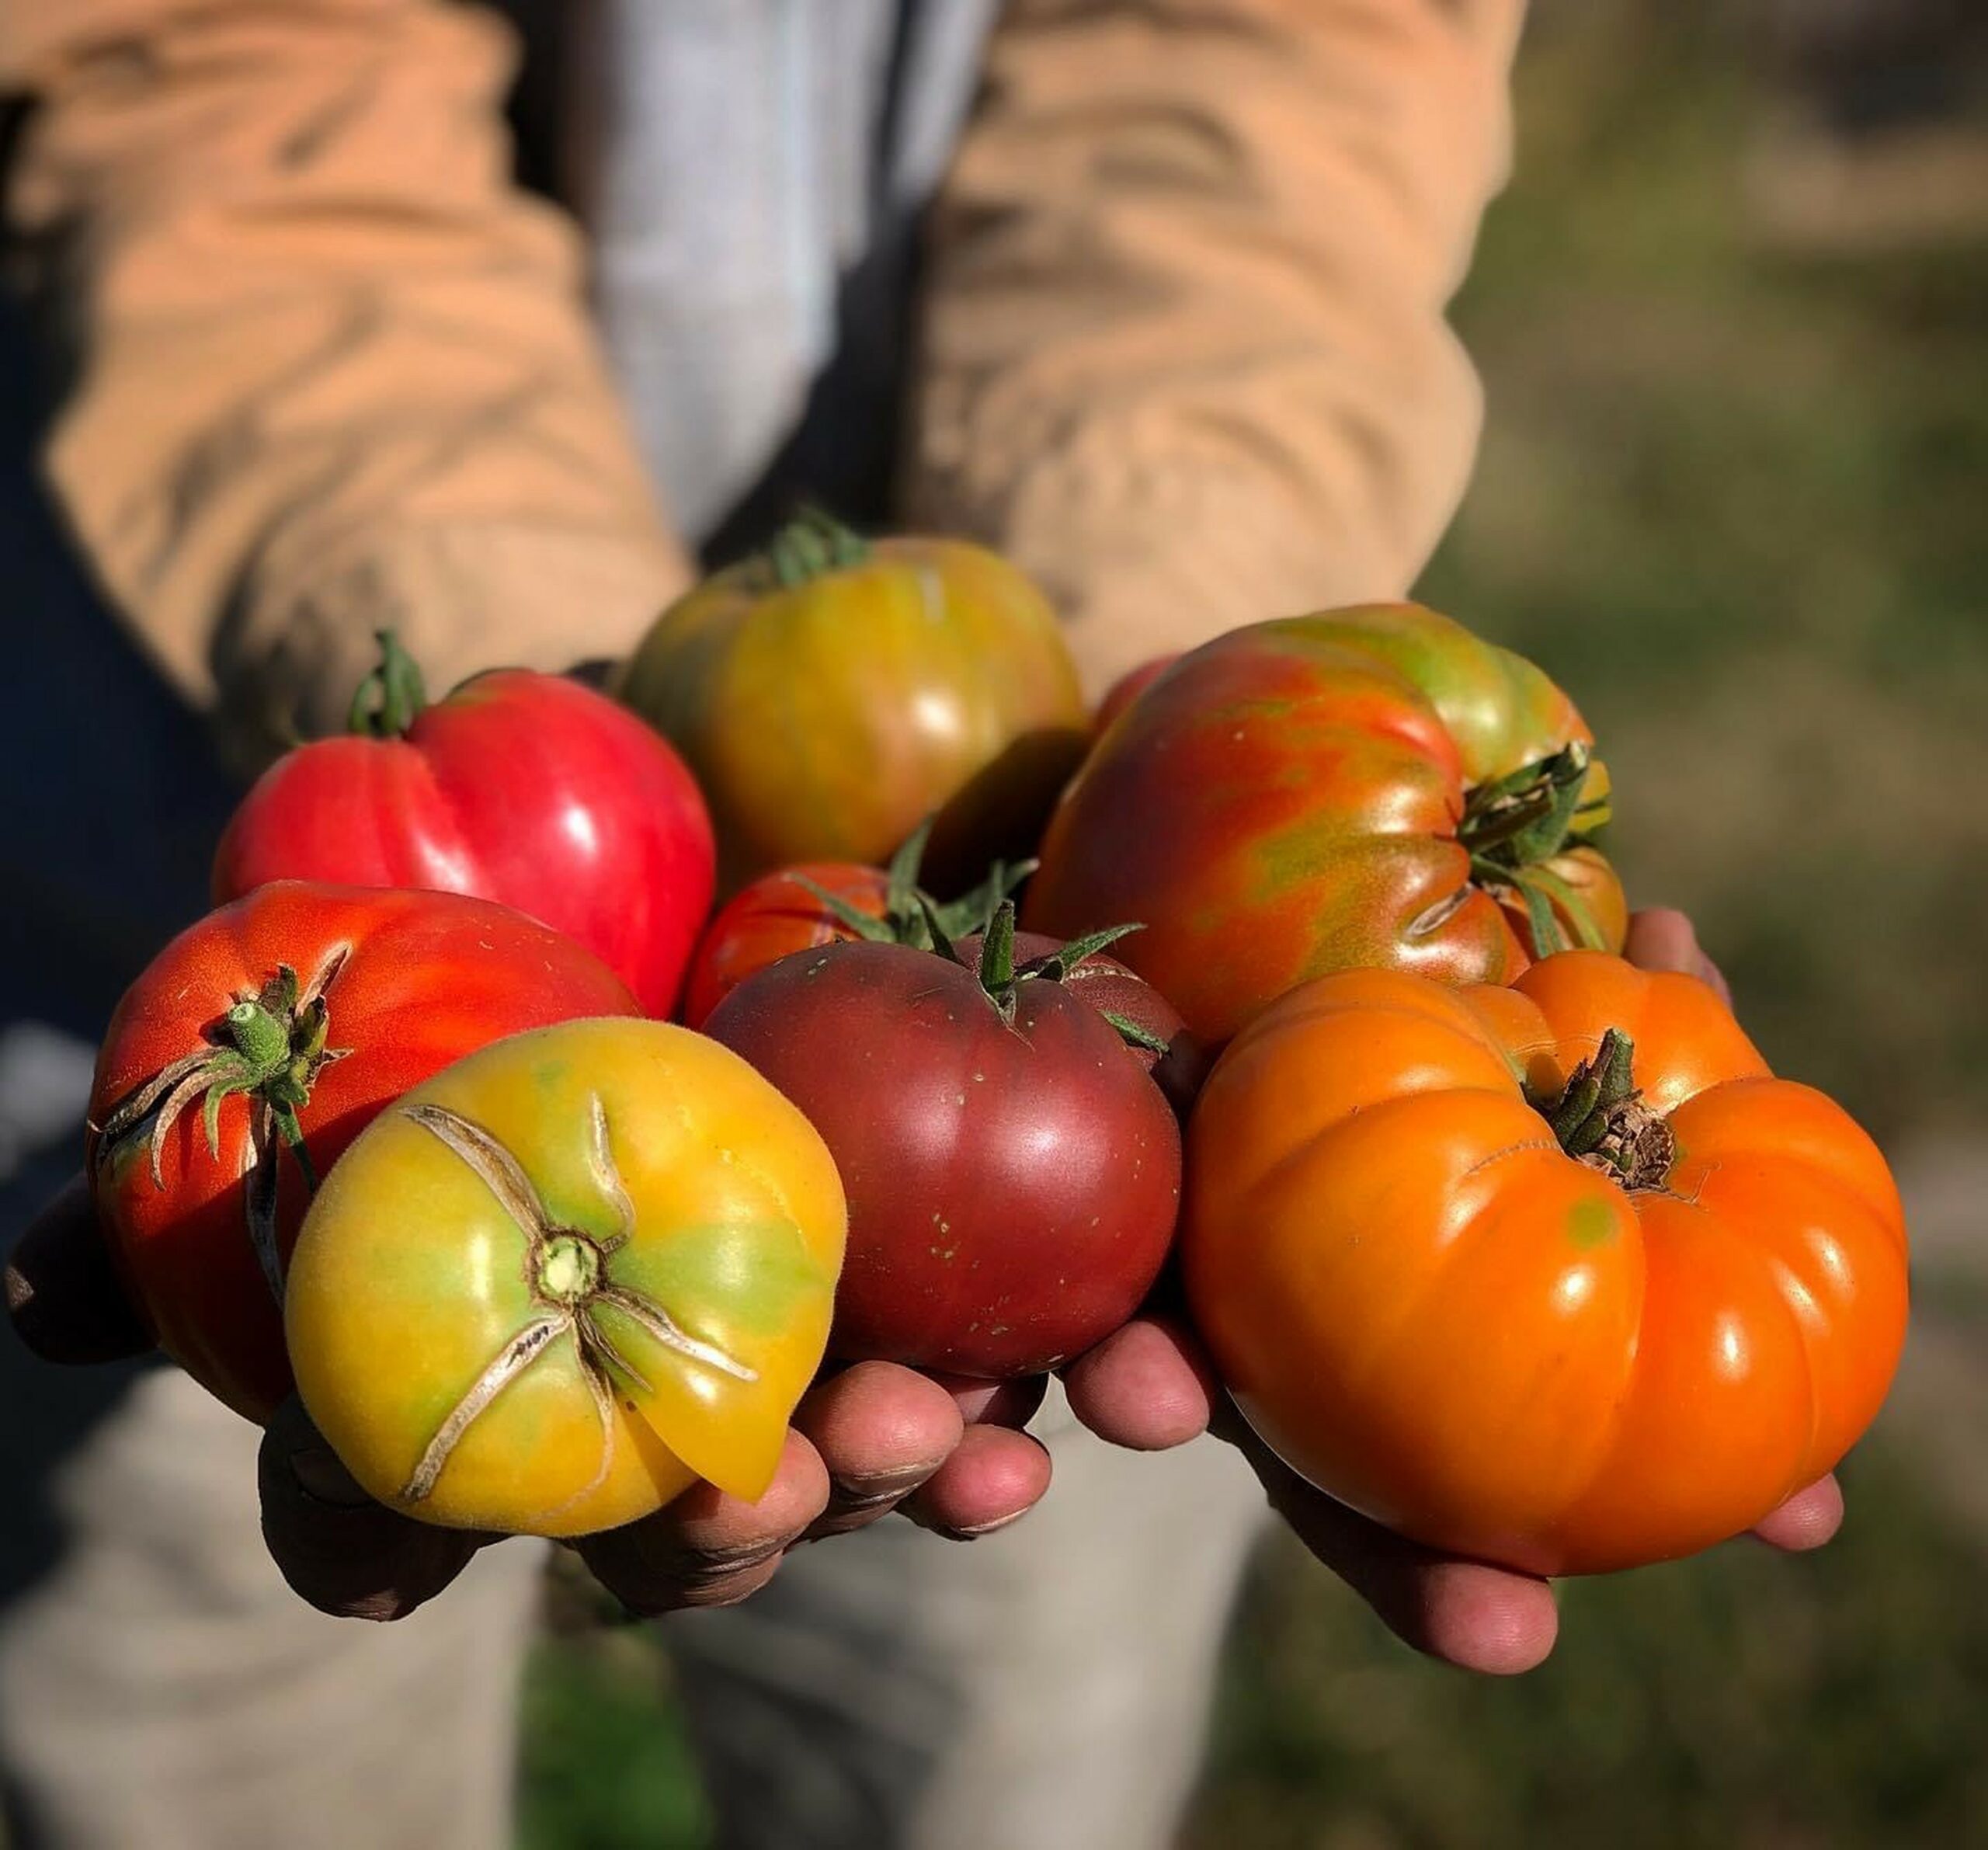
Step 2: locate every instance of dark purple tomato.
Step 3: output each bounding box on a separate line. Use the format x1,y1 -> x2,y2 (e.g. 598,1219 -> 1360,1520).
703,938 -> 1182,1377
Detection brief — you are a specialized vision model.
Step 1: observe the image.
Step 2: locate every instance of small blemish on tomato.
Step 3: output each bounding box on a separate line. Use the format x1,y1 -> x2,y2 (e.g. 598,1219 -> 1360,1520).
1567,1198 -> 1618,1249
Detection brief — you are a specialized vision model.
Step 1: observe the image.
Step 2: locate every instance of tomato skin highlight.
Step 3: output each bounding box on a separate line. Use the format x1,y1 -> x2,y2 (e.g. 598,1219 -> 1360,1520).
86,882 -> 641,1423
704,941 -> 1182,1378
1027,604 -> 1625,1044
286,1019 -> 846,1535
214,666 -> 715,1017
618,530 -> 1087,895
1182,952 -> 1911,1576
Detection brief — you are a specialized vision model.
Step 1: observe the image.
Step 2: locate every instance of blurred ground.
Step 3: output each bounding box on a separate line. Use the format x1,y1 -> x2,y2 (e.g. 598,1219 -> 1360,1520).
519,6 -> 1988,1845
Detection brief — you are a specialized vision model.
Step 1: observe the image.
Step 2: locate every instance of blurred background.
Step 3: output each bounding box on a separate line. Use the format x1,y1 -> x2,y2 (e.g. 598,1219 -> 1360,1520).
518,5 -> 1988,1846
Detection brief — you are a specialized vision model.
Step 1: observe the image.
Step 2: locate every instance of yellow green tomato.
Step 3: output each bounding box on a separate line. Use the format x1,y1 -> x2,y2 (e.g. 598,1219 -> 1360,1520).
284,1019 -> 846,1537
617,511 -> 1088,894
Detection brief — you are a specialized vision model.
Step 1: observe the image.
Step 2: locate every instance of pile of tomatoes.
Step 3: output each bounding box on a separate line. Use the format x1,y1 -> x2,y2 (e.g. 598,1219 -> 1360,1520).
82,509 -> 1910,1577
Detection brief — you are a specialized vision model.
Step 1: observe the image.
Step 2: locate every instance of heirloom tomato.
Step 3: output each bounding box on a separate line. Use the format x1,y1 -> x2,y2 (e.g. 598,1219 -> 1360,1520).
214,634 -> 714,1015
704,907 -> 1180,1377
681,823 -> 1032,1028
1027,604 -> 1626,1043
286,1019 -> 846,1535
617,511 -> 1086,894
86,882 -> 639,1421
1183,951 -> 1911,1576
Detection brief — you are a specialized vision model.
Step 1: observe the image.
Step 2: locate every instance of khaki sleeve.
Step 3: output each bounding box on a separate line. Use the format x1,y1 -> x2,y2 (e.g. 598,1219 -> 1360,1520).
2,0 -> 689,762
909,0 -> 1526,697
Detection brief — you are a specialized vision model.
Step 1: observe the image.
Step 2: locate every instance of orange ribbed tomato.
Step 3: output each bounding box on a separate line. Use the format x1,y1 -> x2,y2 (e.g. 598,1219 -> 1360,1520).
618,513 -> 1086,894
1183,952 -> 1910,1576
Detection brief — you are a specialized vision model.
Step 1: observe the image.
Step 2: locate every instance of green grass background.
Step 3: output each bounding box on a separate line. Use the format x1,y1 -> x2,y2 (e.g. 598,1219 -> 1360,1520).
519,7 -> 1988,1845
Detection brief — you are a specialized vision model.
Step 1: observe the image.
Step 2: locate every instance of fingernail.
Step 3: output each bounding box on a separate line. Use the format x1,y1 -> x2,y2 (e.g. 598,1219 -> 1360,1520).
836,1459 -> 944,1501
909,1507 -> 1029,1543
287,1444 -> 372,1508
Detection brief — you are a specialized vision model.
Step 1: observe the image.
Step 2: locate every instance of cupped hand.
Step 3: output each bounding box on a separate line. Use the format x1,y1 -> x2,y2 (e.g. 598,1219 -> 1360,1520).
5,1177 -> 1053,1618
1064,906 -> 1837,1675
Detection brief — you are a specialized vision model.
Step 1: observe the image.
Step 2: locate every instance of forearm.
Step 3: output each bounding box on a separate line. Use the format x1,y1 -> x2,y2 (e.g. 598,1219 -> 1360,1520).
907,0 -> 1526,695
3,0 -> 687,764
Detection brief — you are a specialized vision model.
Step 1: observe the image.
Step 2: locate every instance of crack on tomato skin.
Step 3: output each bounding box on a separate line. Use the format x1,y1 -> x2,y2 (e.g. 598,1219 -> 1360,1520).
403,1312 -> 570,1503
1461,1135 -> 1559,1182
394,1097 -> 757,1508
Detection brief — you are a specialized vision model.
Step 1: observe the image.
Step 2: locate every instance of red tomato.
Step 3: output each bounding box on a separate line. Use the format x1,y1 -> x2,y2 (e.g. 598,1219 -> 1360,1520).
86,882 -> 640,1421
704,913 -> 1181,1377
214,636 -> 714,1016
683,864 -> 893,1028
1027,605 -> 1625,1044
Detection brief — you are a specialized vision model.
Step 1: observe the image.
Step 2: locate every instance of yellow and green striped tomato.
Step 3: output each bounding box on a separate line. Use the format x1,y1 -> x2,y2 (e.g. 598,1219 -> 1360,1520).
618,516 -> 1086,895
286,1019 -> 846,1537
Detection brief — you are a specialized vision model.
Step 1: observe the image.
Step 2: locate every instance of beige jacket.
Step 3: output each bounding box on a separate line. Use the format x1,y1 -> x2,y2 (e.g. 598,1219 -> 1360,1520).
1,0 -> 1522,759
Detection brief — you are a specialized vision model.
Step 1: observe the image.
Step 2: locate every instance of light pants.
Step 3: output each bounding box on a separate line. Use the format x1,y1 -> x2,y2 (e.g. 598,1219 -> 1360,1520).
0,1367 -> 1266,1850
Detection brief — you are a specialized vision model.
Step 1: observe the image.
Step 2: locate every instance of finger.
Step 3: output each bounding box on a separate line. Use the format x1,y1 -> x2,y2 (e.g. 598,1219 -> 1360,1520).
902,1422 -> 1053,1540
5,1172 -> 154,1365
1062,1314 -> 1218,1451
1222,1409 -> 1557,1676
1625,908 -> 1730,1004
575,1429 -> 831,1614
792,1361 -> 964,1537
259,1395 -> 486,1621
935,1372 -> 1048,1430
1750,1474 -> 1843,1553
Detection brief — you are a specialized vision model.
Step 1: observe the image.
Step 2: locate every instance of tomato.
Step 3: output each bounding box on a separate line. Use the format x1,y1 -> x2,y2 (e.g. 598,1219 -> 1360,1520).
85,882 -> 641,1423
617,511 -> 1087,895
704,909 -> 1181,1377
286,1019 -> 846,1535
214,635 -> 714,1016
1026,604 -> 1625,1044
1182,951 -> 1911,1576
680,824 -> 1032,1029
1092,655 -> 1180,736
684,864 -> 893,1029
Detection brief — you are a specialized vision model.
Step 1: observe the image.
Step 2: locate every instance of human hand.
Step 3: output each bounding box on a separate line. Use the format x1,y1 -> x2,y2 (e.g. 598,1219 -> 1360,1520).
6,1179 -> 1055,1620
1061,906 -> 1841,1675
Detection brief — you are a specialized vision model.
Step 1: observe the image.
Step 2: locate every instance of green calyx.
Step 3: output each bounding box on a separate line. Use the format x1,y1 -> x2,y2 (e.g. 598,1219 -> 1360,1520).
759,506 -> 871,592
944,898 -> 1153,1047
347,630 -> 429,738
97,960 -> 348,1195
789,819 -> 1035,954
1541,1028 -> 1675,1191
92,951 -> 352,1307
1458,741 -> 1608,956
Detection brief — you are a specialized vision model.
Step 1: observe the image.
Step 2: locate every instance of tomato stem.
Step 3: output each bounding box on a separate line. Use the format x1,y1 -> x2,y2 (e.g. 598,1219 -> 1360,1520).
787,823 -> 1035,952
762,506 -> 871,590
346,630 -> 429,737
1459,742 -> 1609,956
1543,1029 -> 1676,1190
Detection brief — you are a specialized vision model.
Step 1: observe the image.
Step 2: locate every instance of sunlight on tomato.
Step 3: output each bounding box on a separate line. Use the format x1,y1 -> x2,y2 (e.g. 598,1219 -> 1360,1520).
618,511 -> 1086,894
1183,953 -> 1910,1576
286,1020 -> 846,1537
